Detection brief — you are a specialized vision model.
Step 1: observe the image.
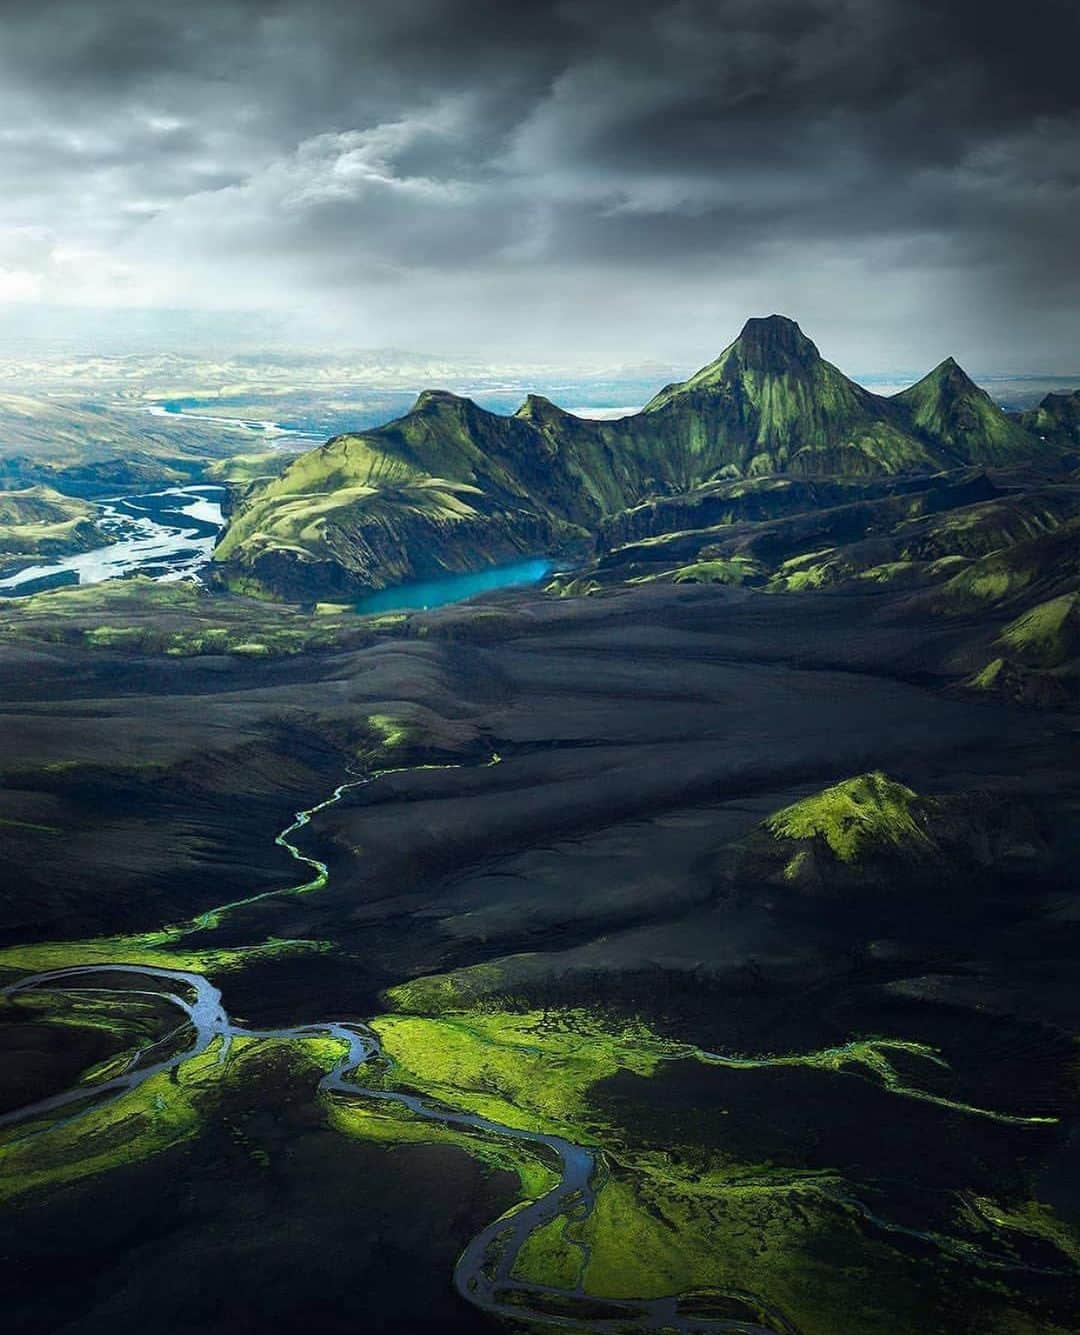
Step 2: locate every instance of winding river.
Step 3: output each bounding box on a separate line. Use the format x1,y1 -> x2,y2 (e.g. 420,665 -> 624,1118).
1,960 -> 783,1334
0,765 -> 785,1335
0,760 -> 1055,1331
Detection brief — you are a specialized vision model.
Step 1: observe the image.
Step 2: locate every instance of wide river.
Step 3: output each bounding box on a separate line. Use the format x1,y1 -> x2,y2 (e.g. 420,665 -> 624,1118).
0,485 -> 227,597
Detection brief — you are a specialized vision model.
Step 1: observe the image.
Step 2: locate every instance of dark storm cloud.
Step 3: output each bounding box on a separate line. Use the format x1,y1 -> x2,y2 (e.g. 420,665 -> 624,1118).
0,0 -> 1076,367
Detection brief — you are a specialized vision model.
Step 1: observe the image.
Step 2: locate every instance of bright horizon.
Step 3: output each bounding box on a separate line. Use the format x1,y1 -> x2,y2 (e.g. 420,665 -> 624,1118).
0,308 -> 1076,396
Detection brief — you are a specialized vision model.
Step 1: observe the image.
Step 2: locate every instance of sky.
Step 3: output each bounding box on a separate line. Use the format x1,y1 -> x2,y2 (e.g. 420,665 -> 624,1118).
0,0 -> 1077,373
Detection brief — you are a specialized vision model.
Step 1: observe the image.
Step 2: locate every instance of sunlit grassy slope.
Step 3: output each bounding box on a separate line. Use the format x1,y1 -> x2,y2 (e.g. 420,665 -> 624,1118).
0,485 -> 110,560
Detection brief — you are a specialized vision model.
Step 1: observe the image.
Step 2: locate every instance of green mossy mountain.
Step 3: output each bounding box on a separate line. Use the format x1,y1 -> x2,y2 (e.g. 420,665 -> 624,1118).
720,772 -> 1045,900
1018,388 -> 1080,451
642,315 -> 942,476
893,358 -> 1038,465
763,772 -> 936,865
212,389 -> 596,599
213,315 -> 1052,599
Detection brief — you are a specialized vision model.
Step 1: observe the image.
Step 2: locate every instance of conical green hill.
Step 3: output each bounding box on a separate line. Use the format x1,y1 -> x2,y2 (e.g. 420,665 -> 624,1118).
893,357 -> 1038,465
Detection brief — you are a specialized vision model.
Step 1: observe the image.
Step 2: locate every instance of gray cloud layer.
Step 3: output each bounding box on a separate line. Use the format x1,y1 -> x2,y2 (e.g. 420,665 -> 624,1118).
0,0 -> 1076,369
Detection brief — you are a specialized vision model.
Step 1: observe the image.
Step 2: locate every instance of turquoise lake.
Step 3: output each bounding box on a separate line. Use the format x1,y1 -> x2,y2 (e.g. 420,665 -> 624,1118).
356,558 -> 554,615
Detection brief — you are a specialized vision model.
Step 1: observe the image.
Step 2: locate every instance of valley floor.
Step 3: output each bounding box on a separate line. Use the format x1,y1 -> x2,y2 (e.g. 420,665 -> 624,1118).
0,579 -> 1077,1334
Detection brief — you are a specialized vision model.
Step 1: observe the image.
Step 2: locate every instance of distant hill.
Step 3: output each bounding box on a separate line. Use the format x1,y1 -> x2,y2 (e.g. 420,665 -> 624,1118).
213,315 -> 1058,599
0,484 -> 111,566
1017,388 -> 1080,451
0,392 -> 262,496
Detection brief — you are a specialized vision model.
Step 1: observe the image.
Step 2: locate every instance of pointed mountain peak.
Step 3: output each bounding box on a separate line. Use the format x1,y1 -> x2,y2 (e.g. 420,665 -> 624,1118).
643,313 -> 875,425
515,393 -> 573,424
928,356 -> 974,385
733,315 -> 821,371
517,392 -> 558,414
896,357 -> 983,405
894,356 -> 1039,463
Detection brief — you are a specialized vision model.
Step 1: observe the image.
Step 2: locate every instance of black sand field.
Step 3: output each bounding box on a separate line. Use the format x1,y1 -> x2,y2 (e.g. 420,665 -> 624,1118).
1,579 -> 1077,1334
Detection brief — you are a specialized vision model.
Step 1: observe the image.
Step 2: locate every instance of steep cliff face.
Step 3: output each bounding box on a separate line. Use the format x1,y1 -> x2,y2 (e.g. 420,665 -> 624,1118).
213,315 -> 1057,600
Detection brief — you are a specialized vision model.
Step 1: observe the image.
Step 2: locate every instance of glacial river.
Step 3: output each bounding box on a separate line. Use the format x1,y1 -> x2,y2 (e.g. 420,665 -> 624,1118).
0,482 -> 555,612
0,485 -> 226,597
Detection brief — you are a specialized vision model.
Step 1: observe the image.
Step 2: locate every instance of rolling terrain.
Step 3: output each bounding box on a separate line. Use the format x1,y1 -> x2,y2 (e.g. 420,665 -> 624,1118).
0,391 -> 278,496
0,486 -> 113,570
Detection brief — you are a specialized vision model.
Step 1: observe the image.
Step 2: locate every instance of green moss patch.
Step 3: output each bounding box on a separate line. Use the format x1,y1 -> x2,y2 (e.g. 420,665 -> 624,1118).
998,593 -> 1079,668
0,576 -> 379,658
0,932 -> 329,985
327,1097 -> 559,1202
0,1032 -> 346,1201
369,1009 -> 677,1140
765,772 -> 933,863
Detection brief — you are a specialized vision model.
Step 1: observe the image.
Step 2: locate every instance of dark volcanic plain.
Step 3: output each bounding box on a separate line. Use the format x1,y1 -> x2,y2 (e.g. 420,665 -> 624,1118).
1,574 -> 1078,1333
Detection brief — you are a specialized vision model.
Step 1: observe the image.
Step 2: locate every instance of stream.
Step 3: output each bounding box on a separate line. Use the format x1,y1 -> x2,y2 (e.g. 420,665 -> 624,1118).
0,961 -> 778,1334
0,766 -> 782,1335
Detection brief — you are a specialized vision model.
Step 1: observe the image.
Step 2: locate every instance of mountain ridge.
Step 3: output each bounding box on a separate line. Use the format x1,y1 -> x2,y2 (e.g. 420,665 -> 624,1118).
213,315 -> 1058,599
